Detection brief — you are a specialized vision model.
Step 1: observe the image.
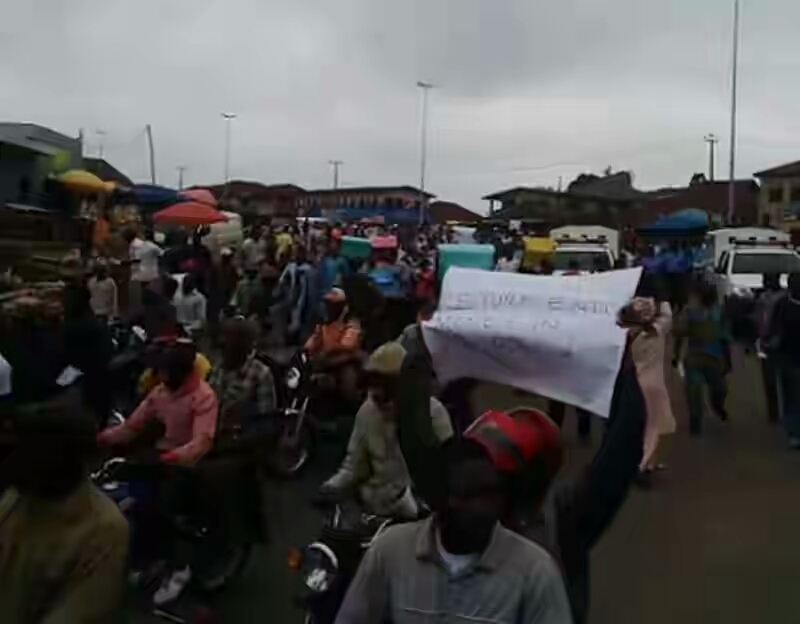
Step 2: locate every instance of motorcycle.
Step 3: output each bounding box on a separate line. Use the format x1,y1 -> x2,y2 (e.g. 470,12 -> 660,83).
258,348 -> 366,478
257,349 -> 314,478
290,500 -> 398,624
107,322 -> 148,423
92,448 -> 262,594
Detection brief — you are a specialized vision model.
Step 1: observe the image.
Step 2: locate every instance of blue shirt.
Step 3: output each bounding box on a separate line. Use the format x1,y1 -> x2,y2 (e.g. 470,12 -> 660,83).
318,255 -> 348,296
368,265 -> 405,298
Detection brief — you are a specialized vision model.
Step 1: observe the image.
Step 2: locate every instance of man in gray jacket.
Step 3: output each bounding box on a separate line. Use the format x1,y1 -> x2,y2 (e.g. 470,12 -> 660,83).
319,342 -> 453,518
334,439 -> 573,624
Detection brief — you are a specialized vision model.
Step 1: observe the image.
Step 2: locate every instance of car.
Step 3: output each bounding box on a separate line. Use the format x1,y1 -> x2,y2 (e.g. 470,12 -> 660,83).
713,241 -> 800,341
713,242 -> 800,302
551,243 -> 615,275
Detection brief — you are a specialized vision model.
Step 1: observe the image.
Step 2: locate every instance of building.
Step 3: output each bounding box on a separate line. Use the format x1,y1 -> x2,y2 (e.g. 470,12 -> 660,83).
638,175 -> 759,228
485,170 -> 761,230
84,157 -> 134,188
754,161 -> 800,234
484,171 -> 648,228
0,122 -> 82,207
427,200 -> 482,224
297,185 -> 435,223
189,181 -> 307,220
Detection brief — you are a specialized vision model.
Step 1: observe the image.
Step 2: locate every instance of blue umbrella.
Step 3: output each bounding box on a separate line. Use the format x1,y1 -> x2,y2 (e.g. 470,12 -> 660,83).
132,184 -> 181,207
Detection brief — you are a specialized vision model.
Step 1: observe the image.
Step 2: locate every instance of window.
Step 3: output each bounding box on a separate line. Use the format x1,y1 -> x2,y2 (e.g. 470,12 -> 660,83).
792,187 -> 800,202
716,252 -> 729,274
768,186 -> 784,203
552,251 -> 611,271
731,252 -> 800,274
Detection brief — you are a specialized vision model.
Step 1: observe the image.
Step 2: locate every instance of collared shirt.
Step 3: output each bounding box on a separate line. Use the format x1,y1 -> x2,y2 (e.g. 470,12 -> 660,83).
334,516 -> 573,624
0,481 -> 129,624
208,354 -> 276,429
98,376 -> 218,466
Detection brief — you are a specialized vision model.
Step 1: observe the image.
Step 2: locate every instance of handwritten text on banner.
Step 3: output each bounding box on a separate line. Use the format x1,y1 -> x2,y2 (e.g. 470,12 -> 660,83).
422,267 -> 643,417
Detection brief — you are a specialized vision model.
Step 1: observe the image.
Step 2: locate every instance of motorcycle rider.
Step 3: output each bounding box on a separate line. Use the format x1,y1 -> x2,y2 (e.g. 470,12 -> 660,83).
304,287 -> 363,403
0,388 -> 129,622
319,341 -> 453,519
334,434 -> 573,624
207,317 -> 276,439
97,338 -> 219,605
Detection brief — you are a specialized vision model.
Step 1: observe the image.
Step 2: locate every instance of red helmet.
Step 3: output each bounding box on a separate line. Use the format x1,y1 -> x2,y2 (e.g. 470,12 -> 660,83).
464,407 -> 563,507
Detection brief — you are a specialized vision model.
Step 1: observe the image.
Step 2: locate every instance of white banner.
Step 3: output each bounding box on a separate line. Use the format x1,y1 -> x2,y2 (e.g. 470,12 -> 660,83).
422,267 -> 642,417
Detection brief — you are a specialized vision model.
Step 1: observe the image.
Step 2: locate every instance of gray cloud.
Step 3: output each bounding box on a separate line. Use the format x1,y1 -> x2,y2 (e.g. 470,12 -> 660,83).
2,0 -> 799,213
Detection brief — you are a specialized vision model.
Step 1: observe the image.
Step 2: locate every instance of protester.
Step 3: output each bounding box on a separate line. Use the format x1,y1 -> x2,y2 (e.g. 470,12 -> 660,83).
673,279 -> 731,435
208,317 -> 276,438
334,436 -> 573,624
319,342 -> 452,519
97,339 -> 218,605
756,272 -> 785,424
241,227 -> 260,271
276,245 -> 311,344
393,279 -> 646,624
126,228 -> 163,311
87,260 -> 118,321
618,280 -> 676,484
304,287 -> 362,402
318,235 -> 349,299
764,272 -> 800,448
173,273 -> 207,339
0,389 -> 129,622
63,281 -> 115,425
232,265 -> 262,318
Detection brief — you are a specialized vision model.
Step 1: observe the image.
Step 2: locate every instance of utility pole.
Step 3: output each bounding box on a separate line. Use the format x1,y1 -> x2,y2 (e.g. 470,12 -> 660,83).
727,0 -> 741,224
95,129 -> 106,161
221,112 -> 237,192
145,124 -> 156,184
705,134 -> 718,181
328,160 -> 343,189
417,81 -> 435,226
176,166 -> 187,190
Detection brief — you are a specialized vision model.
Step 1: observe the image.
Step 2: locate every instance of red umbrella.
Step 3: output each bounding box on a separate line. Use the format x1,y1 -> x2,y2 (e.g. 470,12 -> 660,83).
181,188 -> 217,207
152,201 -> 228,226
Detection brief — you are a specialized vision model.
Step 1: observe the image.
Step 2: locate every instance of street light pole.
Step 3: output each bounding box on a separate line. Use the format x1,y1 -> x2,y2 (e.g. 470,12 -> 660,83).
221,113 -> 237,192
727,0 -> 741,225
417,81 -> 434,226
328,160 -> 343,189
177,165 -> 187,190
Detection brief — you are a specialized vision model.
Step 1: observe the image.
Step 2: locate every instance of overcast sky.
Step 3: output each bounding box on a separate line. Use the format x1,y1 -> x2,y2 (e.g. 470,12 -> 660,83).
3,0 -> 800,213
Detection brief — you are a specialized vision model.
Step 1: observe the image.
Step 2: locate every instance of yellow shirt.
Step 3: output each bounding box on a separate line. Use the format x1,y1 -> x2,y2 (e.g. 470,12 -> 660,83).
275,232 -> 293,259
138,352 -> 212,397
0,482 -> 129,624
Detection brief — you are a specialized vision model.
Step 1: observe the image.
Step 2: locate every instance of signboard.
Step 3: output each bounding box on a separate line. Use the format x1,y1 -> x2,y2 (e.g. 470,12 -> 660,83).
422,267 -> 642,417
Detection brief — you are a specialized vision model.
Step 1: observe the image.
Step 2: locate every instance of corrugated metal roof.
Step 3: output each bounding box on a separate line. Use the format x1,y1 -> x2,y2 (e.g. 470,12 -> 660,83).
0,132 -> 59,156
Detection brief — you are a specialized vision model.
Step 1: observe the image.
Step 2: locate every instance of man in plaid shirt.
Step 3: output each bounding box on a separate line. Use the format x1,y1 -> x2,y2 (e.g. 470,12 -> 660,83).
208,318 -> 276,436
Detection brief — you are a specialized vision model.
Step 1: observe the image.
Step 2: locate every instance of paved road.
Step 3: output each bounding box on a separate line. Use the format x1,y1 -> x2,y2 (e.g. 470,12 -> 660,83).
136,350 -> 800,623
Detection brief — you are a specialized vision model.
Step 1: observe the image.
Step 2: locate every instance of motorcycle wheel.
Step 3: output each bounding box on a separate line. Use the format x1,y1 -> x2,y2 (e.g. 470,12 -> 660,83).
194,542 -> 254,592
272,416 -> 313,478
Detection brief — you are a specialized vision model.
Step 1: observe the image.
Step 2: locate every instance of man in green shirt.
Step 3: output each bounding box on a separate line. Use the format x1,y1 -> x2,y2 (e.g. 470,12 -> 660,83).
0,388 -> 129,623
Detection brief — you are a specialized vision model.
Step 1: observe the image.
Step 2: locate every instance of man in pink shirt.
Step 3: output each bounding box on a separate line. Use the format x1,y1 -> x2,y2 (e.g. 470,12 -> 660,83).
97,339 -> 218,604
98,340 -> 218,466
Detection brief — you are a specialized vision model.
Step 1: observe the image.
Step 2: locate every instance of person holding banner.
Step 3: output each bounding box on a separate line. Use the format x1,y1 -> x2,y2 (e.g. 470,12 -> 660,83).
618,281 -> 676,484
397,267 -> 647,624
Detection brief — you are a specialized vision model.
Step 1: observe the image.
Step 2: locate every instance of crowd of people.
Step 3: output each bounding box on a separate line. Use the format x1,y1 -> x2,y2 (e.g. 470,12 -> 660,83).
1,216 -> 799,623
